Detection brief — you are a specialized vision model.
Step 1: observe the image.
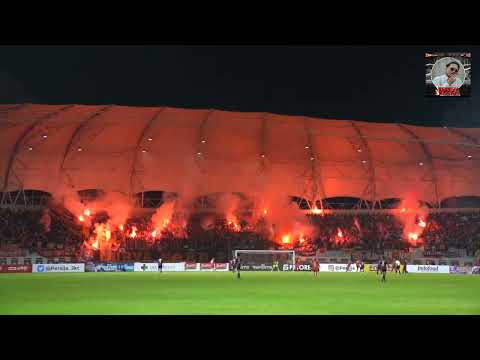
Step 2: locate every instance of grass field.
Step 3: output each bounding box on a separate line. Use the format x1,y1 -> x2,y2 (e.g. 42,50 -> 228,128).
0,271 -> 479,314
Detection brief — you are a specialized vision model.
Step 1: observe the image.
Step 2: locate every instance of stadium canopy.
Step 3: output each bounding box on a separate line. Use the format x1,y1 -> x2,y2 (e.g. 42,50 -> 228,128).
1,104 -> 479,207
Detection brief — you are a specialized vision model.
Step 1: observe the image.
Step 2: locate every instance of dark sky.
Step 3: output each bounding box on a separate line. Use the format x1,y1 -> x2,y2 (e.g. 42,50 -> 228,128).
0,45 -> 478,127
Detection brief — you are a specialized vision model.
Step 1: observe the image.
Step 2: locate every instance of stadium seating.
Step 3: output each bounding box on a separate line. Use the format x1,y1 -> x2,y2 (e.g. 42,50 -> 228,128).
1,208 -> 480,264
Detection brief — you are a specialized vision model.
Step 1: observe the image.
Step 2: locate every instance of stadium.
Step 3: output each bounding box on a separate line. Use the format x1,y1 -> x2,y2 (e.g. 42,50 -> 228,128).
0,103 -> 479,314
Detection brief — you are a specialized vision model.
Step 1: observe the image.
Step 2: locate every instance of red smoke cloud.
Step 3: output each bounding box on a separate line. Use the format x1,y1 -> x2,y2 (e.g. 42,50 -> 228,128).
151,200 -> 176,232
395,192 -> 428,246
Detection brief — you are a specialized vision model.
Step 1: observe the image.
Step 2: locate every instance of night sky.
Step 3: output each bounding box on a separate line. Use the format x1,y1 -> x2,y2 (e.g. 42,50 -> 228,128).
0,45 -> 478,128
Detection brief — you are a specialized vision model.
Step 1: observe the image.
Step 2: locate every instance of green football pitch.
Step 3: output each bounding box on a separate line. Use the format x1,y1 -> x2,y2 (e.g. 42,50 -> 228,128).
1,272 -> 479,315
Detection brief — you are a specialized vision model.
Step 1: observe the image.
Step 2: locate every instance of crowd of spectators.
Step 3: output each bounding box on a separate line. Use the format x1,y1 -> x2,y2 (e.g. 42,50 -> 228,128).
301,212 -> 480,257
0,208 -> 82,258
1,207 -> 480,262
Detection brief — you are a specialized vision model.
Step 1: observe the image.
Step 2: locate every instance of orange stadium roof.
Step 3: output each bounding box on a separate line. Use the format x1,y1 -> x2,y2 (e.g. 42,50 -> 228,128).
1,104 -> 479,205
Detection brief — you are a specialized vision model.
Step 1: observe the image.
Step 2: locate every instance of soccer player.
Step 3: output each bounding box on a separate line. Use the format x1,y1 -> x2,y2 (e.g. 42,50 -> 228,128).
236,256 -> 241,279
272,260 -> 278,272
312,259 -> 319,277
346,261 -> 351,272
402,259 -> 408,274
380,259 -> 387,282
395,259 -> 401,274
158,258 -> 163,273
376,259 -> 382,275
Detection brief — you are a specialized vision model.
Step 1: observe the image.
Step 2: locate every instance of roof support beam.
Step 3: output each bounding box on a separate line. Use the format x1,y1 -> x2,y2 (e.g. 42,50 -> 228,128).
445,127 -> 480,155
252,113 -> 270,213
303,117 -> 326,209
2,105 -> 74,193
58,106 -> 113,189
397,124 -> 440,207
349,121 -> 376,204
129,108 -> 167,198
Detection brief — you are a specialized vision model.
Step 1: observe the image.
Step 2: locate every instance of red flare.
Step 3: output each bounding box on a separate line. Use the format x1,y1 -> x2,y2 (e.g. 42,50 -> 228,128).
78,215 -> 85,222
408,232 -> 418,241
84,208 -> 91,217
282,234 -> 291,244
419,219 -> 426,228
130,226 -> 137,238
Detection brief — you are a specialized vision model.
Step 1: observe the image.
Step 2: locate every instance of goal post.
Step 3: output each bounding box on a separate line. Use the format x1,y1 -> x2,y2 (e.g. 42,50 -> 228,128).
233,250 -> 295,271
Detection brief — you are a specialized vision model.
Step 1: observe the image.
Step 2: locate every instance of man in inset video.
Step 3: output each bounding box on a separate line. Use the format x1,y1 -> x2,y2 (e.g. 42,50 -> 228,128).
432,60 -> 463,95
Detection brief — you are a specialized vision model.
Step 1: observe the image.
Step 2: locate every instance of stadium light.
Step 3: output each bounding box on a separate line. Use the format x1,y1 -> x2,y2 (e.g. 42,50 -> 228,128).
419,162 -> 424,166
357,149 -> 362,153
77,147 -> 83,152
310,157 -> 315,161
42,134 -> 48,139
361,160 -> 367,163
197,152 -> 202,156
467,155 -> 472,159
142,149 -> 148,153
28,146 -> 33,151
201,140 -> 206,144
147,137 -> 153,141
305,145 -> 310,149
260,154 -> 265,158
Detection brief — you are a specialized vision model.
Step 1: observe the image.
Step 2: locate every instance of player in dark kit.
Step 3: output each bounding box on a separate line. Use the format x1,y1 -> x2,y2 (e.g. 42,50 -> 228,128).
380,259 -> 387,282
236,257 -> 241,279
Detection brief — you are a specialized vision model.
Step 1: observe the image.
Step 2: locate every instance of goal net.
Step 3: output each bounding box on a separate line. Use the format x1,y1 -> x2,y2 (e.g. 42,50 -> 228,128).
234,250 -> 295,271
